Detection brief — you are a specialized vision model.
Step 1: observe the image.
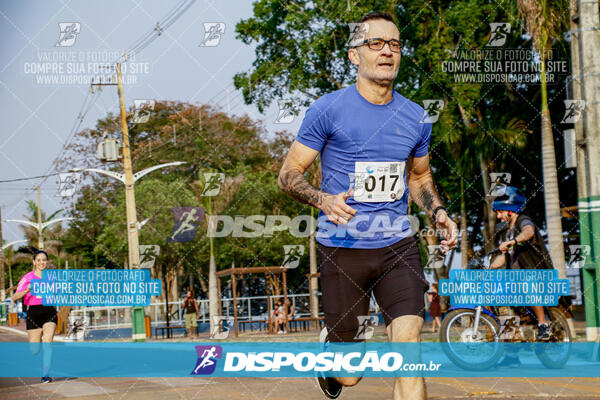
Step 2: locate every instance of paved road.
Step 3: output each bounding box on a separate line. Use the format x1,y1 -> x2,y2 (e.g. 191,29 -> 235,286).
0,328 -> 27,342
2,328 -> 600,399
2,376 -> 600,399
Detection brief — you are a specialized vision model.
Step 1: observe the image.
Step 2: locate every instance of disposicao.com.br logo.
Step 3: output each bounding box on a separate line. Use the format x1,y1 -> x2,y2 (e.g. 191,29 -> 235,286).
189,345 -> 441,377
223,351 -> 441,373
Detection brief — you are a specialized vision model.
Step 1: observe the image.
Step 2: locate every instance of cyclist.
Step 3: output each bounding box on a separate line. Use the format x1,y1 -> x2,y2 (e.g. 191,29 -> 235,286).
490,186 -> 553,344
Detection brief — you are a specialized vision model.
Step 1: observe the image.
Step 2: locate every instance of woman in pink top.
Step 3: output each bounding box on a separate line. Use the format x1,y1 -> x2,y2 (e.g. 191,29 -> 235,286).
12,250 -> 57,383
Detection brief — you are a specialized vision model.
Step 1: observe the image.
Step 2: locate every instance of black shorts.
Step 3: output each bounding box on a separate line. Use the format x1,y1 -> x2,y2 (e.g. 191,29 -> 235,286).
26,305 -> 57,330
318,235 -> 428,342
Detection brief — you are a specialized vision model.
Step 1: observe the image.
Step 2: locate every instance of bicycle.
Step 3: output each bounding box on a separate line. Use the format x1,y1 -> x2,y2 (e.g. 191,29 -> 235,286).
439,249 -> 572,370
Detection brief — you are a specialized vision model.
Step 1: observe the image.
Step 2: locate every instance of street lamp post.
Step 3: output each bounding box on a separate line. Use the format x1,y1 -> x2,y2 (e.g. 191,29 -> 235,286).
4,218 -> 73,251
71,161 -> 185,341
71,161 -> 185,266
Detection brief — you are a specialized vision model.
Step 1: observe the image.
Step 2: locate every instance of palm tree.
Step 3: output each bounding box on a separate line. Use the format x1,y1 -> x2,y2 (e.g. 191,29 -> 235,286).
20,200 -> 64,253
18,200 -> 71,266
517,0 -> 568,278
192,173 -> 244,335
2,245 -> 30,288
453,104 -> 528,256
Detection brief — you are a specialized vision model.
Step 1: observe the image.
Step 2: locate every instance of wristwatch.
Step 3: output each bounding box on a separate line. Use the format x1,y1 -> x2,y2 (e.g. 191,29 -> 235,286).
432,206 -> 447,221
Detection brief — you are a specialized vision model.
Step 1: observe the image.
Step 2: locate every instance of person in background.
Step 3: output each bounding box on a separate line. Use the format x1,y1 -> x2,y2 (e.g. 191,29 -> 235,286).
12,250 -> 57,384
279,298 -> 295,334
271,301 -> 281,333
182,290 -> 199,338
427,283 -> 441,333
275,299 -> 287,334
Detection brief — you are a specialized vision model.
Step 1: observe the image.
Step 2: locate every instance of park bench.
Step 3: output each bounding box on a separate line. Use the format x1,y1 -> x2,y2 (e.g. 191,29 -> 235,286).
238,319 -> 269,332
288,316 -> 325,332
154,324 -> 187,339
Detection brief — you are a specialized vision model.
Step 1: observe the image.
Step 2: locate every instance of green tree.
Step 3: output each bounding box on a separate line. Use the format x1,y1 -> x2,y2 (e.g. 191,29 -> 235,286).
517,0 -> 569,277
59,101 -> 305,320
97,178 -> 197,302
193,172 -> 244,333
234,0 -> 536,263
17,200 -> 74,266
2,245 -> 30,289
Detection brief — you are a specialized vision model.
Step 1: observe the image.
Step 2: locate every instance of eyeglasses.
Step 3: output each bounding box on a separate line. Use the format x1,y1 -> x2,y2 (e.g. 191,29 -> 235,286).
351,38 -> 401,53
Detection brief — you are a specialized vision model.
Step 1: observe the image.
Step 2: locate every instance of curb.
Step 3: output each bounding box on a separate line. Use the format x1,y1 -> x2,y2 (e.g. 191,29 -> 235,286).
0,325 -> 27,336
0,325 -> 67,341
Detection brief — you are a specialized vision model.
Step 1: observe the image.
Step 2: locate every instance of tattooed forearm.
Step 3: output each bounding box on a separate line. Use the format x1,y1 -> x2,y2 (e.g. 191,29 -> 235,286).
420,186 -> 435,212
278,169 -> 326,209
410,175 -> 442,214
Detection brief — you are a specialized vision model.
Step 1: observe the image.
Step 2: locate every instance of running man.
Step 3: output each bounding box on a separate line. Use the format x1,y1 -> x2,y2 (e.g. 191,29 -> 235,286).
278,11 -> 457,400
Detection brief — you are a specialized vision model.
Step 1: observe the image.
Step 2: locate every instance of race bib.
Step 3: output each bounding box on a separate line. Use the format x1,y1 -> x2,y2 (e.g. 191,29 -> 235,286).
353,161 -> 406,202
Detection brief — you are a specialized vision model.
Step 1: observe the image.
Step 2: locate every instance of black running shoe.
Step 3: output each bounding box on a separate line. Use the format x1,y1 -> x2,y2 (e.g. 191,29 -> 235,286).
497,355 -> 521,367
537,323 -> 550,340
317,327 -> 342,398
317,373 -> 342,399
41,376 -> 53,384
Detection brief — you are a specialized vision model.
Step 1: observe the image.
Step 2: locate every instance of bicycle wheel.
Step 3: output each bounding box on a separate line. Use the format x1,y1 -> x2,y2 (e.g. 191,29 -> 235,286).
535,307 -> 572,369
440,309 -> 503,370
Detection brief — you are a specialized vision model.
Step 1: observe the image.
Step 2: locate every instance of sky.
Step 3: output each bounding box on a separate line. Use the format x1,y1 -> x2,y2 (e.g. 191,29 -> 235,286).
0,0 -> 304,244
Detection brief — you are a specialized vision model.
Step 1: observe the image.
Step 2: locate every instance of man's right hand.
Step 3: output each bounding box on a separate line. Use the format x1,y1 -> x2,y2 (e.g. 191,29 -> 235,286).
321,189 -> 357,225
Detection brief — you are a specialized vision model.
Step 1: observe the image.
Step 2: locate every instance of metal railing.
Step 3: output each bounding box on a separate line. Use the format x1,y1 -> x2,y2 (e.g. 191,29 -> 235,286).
69,293 -> 322,330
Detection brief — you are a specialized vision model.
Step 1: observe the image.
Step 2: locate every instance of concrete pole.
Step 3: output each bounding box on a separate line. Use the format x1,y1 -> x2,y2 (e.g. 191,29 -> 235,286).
116,63 -> 140,270
0,208 -> 4,304
37,186 -> 43,250
570,0 -> 600,341
116,63 -> 144,341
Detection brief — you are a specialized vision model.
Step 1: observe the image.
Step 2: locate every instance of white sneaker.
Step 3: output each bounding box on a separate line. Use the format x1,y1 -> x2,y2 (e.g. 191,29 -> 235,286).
277,330 -> 284,334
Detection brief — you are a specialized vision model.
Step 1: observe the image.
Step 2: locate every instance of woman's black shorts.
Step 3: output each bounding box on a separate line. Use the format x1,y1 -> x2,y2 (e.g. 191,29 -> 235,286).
318,235 -> 429,342
26,305 -> 58,330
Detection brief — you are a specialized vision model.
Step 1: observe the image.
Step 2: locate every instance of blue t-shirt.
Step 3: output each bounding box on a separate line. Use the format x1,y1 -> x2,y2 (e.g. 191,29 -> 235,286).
296,84 -> 431,249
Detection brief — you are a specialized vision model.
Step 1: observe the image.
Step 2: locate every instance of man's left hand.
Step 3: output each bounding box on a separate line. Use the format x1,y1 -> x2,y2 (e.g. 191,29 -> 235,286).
499,240 -> 514,253
435,210 -> 458,252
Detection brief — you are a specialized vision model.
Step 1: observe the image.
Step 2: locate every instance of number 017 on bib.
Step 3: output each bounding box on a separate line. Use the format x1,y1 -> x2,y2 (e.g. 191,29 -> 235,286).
353,161 -> 406,203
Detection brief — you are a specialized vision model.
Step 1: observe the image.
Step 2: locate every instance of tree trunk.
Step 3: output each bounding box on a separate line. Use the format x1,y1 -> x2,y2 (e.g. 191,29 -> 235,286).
460,178 -> 469,269
456,102 -> 496,251
208,242 -> 218,334
162,263 -> 170,338
267,274 -> 281,297
172,268 -> 179,303
480,154 -> 496,252
199,274 -> 208,296
309,207 -> 319,320
207,196 -> 220,334
540,58 -> 566,277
